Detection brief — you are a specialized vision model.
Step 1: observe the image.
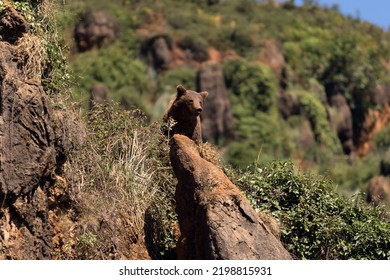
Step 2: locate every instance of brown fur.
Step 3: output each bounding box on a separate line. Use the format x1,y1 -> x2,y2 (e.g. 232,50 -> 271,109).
163,85 -> 208,144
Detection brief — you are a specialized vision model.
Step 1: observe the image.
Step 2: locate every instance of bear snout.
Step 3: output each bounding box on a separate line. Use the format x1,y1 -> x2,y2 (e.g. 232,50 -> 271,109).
196,108 -> 202,115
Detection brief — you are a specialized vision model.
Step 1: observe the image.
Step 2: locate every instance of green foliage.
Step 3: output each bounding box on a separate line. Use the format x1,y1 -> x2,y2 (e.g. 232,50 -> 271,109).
67,105 -> 178,259
225,113 -> 291,168
157,66 -> 197,93
178,35 -> 209,62
71,40 -> 150,112
75,232 -> 100,259
222,59 -> 291,167
298,91 -> 342,153
224,59 -> 277,113
236,161 -> 390,259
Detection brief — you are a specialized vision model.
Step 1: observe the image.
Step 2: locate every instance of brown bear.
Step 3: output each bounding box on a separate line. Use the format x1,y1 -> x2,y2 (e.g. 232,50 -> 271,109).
163,84 -> 208,144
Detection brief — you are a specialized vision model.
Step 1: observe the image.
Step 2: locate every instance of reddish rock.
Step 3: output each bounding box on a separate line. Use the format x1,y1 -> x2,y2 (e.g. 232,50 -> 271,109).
367,176 -> 390,206
170,134 -> 292,260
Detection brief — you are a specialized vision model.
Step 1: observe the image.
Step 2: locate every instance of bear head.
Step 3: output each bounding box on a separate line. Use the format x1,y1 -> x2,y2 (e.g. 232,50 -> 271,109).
174,84 -> 208,117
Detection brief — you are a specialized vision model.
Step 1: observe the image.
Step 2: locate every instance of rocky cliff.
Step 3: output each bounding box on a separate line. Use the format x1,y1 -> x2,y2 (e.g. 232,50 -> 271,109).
170,134 -> 292,259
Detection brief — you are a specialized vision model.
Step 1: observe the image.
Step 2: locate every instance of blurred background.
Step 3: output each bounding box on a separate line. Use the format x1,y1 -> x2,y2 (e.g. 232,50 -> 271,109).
57,0 -> 390,198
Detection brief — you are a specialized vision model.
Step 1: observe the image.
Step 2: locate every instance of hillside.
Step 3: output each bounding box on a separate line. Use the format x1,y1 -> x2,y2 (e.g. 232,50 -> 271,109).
59,0 -> 390,194
0,0 -> 390,260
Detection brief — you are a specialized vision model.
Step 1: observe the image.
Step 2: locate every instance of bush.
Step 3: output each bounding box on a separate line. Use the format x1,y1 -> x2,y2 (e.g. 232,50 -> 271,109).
298,91 -> 342,154
223,59 -> 277,113
65,105 -> 177,259
71,40 -> 150,113
235,161 -> 390,259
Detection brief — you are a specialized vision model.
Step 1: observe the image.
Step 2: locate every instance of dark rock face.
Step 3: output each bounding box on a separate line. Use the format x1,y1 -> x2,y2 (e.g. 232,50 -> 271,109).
74,10 -> 119,52
90,83 -> 112,109
328,94 -> 354,154
372,82 -> 390,107
0,44 -> 56,200
367,176 -> 390,206
196,62 -> 235,144
0,9 -> 61,258
142,35 -> 173,72
170,134 -> 292,260
0,8 -> 27,44
278,89 -> 299,119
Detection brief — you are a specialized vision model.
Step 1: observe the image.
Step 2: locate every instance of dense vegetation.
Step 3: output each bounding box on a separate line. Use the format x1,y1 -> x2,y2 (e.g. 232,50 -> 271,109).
56,0 -> 390,194
3,0 -> 390,259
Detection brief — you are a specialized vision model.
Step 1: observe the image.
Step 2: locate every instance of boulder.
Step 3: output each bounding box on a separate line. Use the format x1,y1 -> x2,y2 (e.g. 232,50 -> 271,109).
90,83 -> 112,109
74,10 -> 119,52
196,62 -> 235,144
0,7 -> 27,44
372,81 -> 390,107
367,176 -> 390,206
328,93 -> 354,154
170,134 -> 292,260
142,35 -> 173,72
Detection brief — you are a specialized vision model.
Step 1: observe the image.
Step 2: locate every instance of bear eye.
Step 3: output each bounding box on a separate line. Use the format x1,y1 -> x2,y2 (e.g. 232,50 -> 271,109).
188,100 -> 194,104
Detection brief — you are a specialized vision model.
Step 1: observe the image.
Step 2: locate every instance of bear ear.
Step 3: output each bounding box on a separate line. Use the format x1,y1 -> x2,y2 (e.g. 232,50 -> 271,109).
200,91 -> 208,100
176,84 -> 187,97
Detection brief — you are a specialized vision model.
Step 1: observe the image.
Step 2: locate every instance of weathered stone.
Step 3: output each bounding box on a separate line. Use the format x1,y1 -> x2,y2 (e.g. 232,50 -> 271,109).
196,62 -> 235,144
74,10 -> 119,52
0,35 -> 57,258
328,93 -> 354,154
1,42 -> 56,200
142,35 -> 173,72
0,7 -> 27,44
170,134 -> 292,260
367,176 -> 390,206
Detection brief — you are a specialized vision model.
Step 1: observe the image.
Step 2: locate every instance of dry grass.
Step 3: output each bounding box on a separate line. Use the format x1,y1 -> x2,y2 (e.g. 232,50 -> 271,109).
62,105 -> 176,259
15,33 -> 47,79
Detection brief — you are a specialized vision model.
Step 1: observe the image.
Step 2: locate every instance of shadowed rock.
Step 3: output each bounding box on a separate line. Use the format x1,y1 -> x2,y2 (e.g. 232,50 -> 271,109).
142,35 -> 173,72
170,134 -> 292,260
372,81 -> 390,106
74,10 -> 119,52
196,62 -> 235,144
0,7 -> 27,44
367,176 -> 390,206
329,93 -> 354,155
1,38 -> 57,258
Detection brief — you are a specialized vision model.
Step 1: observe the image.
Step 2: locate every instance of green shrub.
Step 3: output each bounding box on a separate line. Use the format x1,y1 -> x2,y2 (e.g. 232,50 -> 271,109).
71,40 -> 150,113
298,91 -> 342,154
223,59 -> 277,113
67,105 -> 177,259
235,161 -> 390,259
157,66 -> 197,93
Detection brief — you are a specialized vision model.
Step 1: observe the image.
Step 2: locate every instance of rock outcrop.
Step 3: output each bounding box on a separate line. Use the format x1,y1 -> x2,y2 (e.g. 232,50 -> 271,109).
0,9 -> 65,259
328,93 -> 354,155
142,35 -> 173,72
74,10 -> 119,52
90,83 -> 112,110
170,134 -> 292,260
367,176 -> 390,206
0,43 -> 56,258
196,62 -> 235,144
